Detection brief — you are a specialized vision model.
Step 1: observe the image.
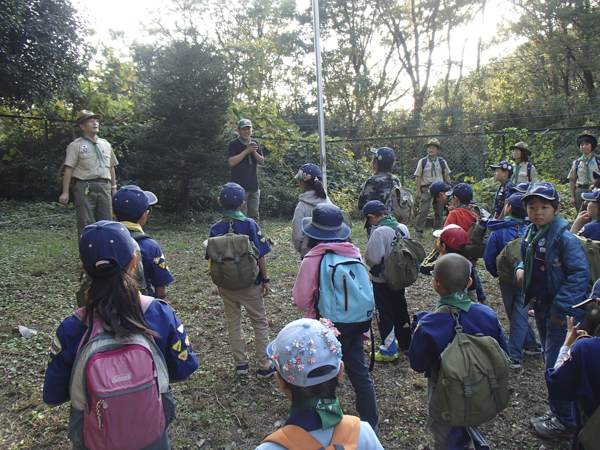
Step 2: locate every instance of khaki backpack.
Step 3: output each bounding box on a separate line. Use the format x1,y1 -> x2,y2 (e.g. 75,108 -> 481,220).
262,415 -> 361,450
496,229 -> 524,287
464,222 -> 489,260
206,221 -> 260,290
575,235 -> 600,292
383,173 -> 414,224
382,233 -> 426,291
431,306 -> 510,427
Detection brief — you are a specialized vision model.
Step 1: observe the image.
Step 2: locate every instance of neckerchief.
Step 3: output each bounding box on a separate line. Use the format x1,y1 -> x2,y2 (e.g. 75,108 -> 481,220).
454,203 -> 470,210
238,135 -> 254,165
504,215 -> 524,225
579,154 -> 596,183
511,161 -> 522,183
121,221 -> 144,233
437,291 -> 472,312
522,214 -> 559,295
378,215 -> 398,229
289,396 -> 343,430
427,155 -> 439,177
222,209 -> 246,221
82,135 -> 104,167
301,188 -> 313,194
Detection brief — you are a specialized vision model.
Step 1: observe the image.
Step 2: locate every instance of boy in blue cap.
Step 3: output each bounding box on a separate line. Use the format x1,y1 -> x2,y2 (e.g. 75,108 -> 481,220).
357,147 -> 402,234
490,161 -> 515,219
208,182 -> 274,378
516,181 -> 590,439
571,189 -> 600,241
362,200 -> 412,362
112,185 -> 174,299
484,193 -> 541,369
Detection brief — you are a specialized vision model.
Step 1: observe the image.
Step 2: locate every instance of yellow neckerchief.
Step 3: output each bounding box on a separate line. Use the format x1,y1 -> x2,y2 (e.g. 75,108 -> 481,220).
121,221 -> 144,233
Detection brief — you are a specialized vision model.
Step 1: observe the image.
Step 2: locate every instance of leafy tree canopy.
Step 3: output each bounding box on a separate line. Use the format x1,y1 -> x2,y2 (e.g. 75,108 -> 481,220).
0,0 -> 88,108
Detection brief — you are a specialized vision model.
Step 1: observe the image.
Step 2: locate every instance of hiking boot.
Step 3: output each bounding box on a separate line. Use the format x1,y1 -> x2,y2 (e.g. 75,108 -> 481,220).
257,364 -> 276,379
523,347 -> 542,356
508,358 -> 521,369
236,364 -> 249,375
533,417 -> 576,439
530,411 -> 554,427
371,351 -> 399,362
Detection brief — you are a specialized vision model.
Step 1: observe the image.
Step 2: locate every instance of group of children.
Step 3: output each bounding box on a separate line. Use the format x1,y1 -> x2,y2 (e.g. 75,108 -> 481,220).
42,131 -> 600,449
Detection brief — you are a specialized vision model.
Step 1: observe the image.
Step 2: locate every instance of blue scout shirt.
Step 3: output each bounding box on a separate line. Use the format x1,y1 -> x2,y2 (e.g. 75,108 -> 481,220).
578,221 -> 600,241
43,298 -> 199,405
136,236 -> 175,296
494,180 -> 515,216
208,218 -> 271,283
408,303 -> 508,378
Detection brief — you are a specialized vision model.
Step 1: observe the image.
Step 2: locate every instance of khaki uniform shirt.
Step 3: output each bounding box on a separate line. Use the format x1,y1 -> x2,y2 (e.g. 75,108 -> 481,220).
568,155 -> 599,186
513,161 -> 539,184
64,137 -> 118,180
413,157 -> 450,186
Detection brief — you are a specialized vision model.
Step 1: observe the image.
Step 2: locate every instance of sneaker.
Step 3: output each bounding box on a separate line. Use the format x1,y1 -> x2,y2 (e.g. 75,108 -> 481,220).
257,364 -> 276,379
508,358 -> 521,369
530,411 -> 554,427
371,351 -> 399,362
528,309 -> 535,317
523,347 -> 542,356
236,364 -> 249,375
533,416 -> 576,439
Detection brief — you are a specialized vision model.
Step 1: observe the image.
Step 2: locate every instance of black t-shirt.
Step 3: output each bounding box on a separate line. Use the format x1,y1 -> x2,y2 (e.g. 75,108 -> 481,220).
227,138 -> 263,191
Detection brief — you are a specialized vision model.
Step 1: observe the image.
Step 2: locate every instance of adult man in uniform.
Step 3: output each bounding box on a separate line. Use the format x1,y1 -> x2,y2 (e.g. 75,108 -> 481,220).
414,138 -> 452,239
59,110 -> 118,237
227,119 -> 264,221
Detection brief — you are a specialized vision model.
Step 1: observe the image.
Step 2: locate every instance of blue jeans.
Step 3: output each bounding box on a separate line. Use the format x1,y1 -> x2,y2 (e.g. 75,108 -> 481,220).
499,282 -> 539,361
337,333 -> 379,433
474,269 -> 487,303
534,301 -> 575,427
373,282 -> 411,353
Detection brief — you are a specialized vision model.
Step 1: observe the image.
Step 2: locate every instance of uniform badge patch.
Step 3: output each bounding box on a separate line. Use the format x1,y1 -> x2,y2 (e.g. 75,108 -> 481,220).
178,349 -> 188,361
172,340 -> 182,352
185,336 -> 190,347
159,262 -> 166,269
177,324 -> 184,334
50,334 -> 62,355
154,257 -> 160,264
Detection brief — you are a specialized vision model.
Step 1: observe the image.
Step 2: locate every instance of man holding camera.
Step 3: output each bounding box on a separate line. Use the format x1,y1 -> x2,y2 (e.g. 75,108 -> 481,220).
227,119 -> 264,221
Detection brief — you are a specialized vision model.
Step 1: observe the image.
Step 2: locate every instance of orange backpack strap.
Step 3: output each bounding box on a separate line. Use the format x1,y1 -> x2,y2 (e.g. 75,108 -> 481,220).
262,416 -> 361,450
262,424 -> 324,450
329,416 -> 361,450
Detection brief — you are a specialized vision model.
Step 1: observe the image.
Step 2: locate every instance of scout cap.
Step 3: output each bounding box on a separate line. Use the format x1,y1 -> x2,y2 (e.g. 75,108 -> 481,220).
295,163 -> 322,185
112,185 -> 158,219
490,161 -> 515,177
266,318 -> 342,387
424,138 -> 443,150
237,119 -> 252,129
79,221 -> 135,278
509,141 -> 531,156
219,182 -> 245,209
74,110 -> 102,127
522,181 -> 559,202
433,224 -> 468,250
370,147 -> 395,166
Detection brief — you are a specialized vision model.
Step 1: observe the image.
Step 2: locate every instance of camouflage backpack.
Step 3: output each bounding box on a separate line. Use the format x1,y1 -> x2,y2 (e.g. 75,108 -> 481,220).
496,228 -> 524,287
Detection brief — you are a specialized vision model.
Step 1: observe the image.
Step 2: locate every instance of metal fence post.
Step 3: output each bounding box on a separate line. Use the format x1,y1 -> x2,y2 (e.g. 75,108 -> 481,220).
400,137 -> 405,185
45,119 -> 52,193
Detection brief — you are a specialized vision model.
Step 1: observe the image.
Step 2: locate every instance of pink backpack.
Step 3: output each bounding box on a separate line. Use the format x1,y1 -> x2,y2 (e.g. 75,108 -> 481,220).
68,296 -> 171,450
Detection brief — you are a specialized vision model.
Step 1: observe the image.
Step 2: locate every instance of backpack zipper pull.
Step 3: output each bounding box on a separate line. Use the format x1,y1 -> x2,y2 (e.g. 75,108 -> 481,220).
96,400 -> 105,428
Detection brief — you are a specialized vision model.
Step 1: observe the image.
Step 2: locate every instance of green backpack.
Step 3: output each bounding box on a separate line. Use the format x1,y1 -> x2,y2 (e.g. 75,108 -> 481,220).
382,232 -> 426,291
496,229 -> 523,288
431,306 -> 510,427
383,173 -> 414,225
206,221 -> 260,290
464,222 -> 490,260
577,364 -> 600,449
575,235 -> 600,292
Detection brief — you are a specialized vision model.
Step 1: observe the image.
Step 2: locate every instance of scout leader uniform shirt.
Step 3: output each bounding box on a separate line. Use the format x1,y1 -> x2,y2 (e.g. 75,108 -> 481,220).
568,155 -> 600,187
64,136 -> 118,181
414,157 -> 450,186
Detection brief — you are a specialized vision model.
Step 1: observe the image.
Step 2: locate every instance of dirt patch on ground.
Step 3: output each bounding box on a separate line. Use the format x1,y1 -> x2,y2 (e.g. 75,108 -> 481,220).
0,203 -> 571,449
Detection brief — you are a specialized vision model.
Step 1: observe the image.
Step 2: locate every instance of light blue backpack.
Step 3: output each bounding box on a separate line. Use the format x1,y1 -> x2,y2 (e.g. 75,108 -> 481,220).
315,251 -> 375,335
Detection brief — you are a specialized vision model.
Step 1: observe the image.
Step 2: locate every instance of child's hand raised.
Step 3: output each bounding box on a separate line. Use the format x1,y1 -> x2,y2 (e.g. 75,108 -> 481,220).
563,315 -> 586,347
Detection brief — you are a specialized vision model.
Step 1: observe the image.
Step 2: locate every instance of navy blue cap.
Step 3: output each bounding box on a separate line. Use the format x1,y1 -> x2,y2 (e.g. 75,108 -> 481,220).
582,190 -> 600,202
301,204 -> 351,241
429,181 -> 453,204
219,182 -> 245,208
490,161 -> 514,176
362,200 -> 387,217
79,221 -> 135,278
522,182 -> 559,202
448,183 -> 473,202
506,193 -> 526,212
112,185 -> 158,219
295,163 -> 322,185
371,147 -> 395,166
573,279 -> 600,309
510,182 -> 531,194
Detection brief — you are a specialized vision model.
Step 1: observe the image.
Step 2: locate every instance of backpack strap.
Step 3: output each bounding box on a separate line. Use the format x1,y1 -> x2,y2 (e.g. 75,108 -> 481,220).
129,230 -> 150,241
262,416 -> 361,450
526,162 -> 533,182
421,157 -> 447,177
